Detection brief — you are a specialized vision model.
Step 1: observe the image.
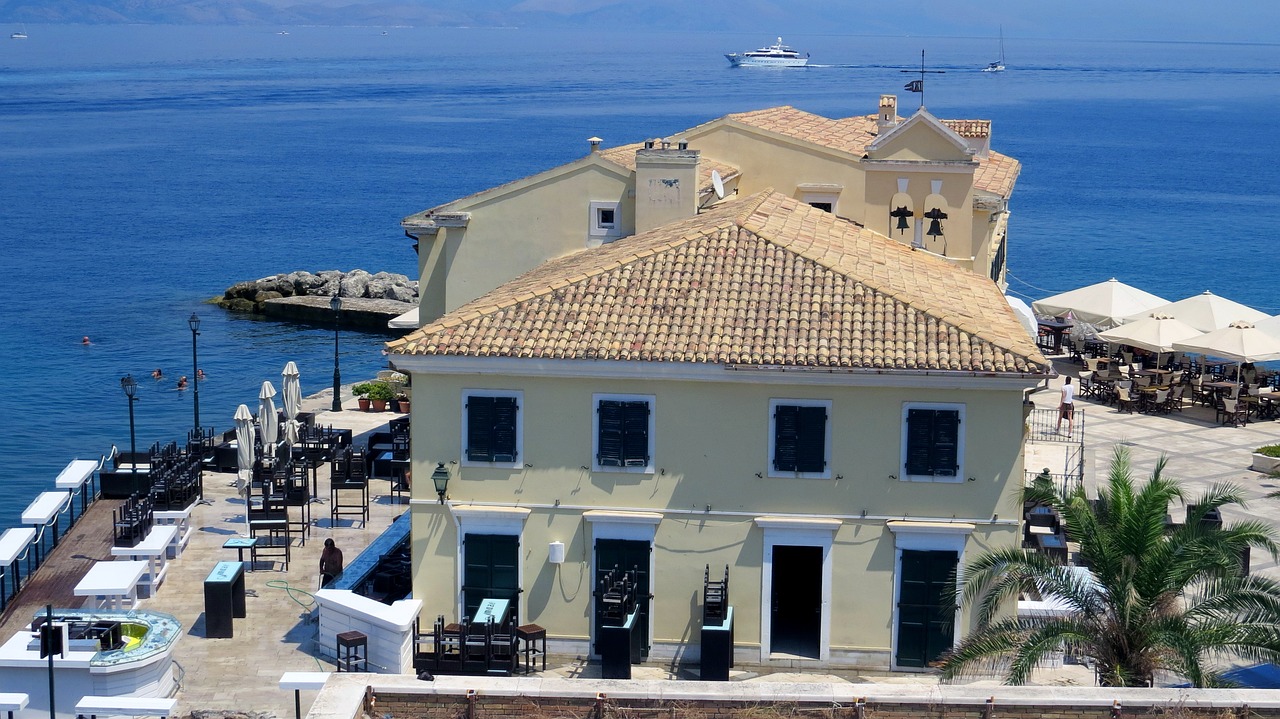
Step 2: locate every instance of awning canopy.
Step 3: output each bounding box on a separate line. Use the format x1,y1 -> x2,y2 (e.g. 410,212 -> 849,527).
1032,278 -> 1167,329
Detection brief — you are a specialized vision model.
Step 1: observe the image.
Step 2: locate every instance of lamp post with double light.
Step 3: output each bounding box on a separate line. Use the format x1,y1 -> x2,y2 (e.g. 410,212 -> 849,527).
121,375 -> 138,476
331,294 -> 343,412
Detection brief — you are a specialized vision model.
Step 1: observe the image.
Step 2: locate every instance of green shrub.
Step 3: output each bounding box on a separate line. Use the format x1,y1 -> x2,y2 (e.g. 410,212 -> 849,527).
1256,445 -> 1280,458
365,381 -> 395,401
352,382 -> 374,398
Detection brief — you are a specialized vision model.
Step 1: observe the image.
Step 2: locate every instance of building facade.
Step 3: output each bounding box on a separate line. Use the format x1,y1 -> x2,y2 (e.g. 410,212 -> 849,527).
388,192 -> 1047,670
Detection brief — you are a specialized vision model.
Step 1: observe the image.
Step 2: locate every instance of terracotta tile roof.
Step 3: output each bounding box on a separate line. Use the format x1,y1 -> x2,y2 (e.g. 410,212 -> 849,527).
726,106 -> 879,156
388,191 -> 1046,374
973,150 -> 1020,198
726,106 -> 1017,199
941,119 -> 991,138
597,142 -> 740,194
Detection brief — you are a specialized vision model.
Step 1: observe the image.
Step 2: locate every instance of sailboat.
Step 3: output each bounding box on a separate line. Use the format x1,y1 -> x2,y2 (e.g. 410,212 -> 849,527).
11,24 -> 28,39
982,27 -> 1005,72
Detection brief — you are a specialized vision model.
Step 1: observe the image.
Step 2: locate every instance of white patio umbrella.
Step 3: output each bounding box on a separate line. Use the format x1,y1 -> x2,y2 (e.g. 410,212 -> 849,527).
1173,321 -> 1280,364
1005,295 -> 1037,341
259,381 -> 279,458
281,361 -> 302,420
283,418 -> 301,453
1122,290 -> 1268,332
1032,278 -> 1168,329
1173,321 -> 1280,388
1254,314 -> 1280,340
234,404 -> 256,535
1098,314 -> 1204,354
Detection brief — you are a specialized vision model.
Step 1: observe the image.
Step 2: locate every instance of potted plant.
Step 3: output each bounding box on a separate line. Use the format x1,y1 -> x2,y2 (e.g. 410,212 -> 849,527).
352,382 -> 374,412
366,381 -> 395,412
392,391 -> 411,413
1252,444 -> 1280,474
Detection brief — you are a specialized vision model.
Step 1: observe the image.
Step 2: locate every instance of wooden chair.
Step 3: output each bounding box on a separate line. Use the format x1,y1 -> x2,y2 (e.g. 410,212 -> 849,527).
1219,398 -> 1247,427
1151,388 -> 1171,414
1169,384 -> 1186,412
1116,387 -> 1135,414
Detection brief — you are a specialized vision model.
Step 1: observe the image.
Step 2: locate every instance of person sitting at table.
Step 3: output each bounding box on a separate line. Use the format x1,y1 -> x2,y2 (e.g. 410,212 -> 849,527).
1242,363 -> 1258,386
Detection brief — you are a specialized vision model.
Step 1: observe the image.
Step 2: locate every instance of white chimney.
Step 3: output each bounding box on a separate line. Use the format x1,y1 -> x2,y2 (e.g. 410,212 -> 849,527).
634,144 -> 700,233
588,136 -> 603,154
877,94 -> 899,133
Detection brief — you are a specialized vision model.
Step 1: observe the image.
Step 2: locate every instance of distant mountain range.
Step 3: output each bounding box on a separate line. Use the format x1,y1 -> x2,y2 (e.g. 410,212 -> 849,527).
0,0 -> 827,29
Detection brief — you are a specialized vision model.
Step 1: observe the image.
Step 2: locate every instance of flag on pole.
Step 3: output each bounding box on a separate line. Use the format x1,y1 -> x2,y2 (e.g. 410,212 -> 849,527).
904,79 -> 923,92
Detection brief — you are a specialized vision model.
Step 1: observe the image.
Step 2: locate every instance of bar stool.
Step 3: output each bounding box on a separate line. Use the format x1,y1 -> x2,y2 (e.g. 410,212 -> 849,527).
336,630 -> 367,672
516,623 -> 547,674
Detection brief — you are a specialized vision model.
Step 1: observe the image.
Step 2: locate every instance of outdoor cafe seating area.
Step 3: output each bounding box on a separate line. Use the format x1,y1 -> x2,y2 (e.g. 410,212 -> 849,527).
1071,351 -> 1280,426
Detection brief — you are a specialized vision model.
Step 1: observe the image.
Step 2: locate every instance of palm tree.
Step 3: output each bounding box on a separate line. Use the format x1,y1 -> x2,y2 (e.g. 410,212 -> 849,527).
941,446 -> 1280,687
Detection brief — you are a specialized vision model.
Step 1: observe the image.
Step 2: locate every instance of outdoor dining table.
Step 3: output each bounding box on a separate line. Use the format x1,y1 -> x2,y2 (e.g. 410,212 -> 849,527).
54,458 -> 98,514
110,524 -> 177,598
0,527 -> 37,607
74,559 -> 148,609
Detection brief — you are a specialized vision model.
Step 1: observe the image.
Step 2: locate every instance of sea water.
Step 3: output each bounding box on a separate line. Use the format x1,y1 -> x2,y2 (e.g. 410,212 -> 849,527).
0,26 -> 1278,524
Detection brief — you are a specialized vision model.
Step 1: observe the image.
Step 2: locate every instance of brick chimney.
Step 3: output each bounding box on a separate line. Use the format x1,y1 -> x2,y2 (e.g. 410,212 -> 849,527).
634,140 -> 699,233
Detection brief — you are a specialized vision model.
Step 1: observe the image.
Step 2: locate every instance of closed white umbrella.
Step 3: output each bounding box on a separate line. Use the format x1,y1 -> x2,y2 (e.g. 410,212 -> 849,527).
282,361 -> 302,420
1122,290 -> 1268,332
283,418 -> 301,452
1032,278 -> 1167,329
259,381 -> 279,458
234,404 -> 256,535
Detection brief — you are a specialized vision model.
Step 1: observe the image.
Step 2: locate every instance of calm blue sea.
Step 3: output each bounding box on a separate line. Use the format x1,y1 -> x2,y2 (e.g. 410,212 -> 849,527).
1,27 -> 1278,525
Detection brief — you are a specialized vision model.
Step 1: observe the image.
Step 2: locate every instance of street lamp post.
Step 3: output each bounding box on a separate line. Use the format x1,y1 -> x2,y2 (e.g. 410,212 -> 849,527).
330,294 -> 343,412
189,313 -> 201,432
121,375 -> 138,476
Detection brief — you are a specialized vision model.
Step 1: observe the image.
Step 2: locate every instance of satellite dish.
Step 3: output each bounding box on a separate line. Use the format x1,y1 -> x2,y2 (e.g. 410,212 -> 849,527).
711,170 -> 725,200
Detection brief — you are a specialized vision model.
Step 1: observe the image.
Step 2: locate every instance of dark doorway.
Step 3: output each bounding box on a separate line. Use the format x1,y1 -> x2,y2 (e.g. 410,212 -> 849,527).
593,538 -> 651,656
462,533 -> 520,620
895,549 -> 958,668
770,545 -> 822,658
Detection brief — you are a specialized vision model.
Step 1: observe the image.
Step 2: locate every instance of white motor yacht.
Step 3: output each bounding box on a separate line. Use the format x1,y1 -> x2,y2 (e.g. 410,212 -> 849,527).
726,37 -> 808,68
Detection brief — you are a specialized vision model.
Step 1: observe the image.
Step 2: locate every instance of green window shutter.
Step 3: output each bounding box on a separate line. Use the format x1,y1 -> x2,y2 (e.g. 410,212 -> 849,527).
773,405 -> 800,472
491,397 -> 519,462
931,410 -> 960,476
622,401 -> 650,467
466,396 -> 495,462
794,405 -> 827,473
597,400 -> 624,467
905,409 -> 934,476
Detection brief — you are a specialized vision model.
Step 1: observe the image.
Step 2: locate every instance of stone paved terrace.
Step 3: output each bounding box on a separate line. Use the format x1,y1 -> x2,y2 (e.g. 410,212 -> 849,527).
1027,357 -> 1280,580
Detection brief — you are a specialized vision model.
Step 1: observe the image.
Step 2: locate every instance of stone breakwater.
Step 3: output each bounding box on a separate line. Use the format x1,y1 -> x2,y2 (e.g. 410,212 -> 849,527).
218,269 -> 418,314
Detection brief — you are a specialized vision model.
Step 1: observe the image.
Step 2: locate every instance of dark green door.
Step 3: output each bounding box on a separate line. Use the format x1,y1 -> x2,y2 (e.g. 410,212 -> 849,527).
895,549 -> 958,668
463,533 -> 520,621
594,538 -> 651,656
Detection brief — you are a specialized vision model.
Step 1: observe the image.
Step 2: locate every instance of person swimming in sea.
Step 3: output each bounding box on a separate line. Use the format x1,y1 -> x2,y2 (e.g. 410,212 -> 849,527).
82,336 -> 91,345
152,368 -> 163,380
176,375 -> 188,390
196,368 -> 206,381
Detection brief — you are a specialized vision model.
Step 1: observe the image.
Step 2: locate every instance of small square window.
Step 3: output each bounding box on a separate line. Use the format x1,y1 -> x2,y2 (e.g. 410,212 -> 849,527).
808,202 -> 833,213
901,404 -> 965,482
589,201 -> 623,240
768,399 -> 831,479
592,393 -> 655,473
462,390 -> 523,468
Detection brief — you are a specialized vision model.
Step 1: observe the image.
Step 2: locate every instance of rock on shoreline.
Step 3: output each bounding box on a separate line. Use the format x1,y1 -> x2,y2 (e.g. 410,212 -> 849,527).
218,269 -> 418,314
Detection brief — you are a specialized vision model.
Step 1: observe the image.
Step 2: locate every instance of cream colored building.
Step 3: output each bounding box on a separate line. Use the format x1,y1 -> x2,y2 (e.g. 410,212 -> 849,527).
402,97 -> 1019,329
388,191 -> 1047,670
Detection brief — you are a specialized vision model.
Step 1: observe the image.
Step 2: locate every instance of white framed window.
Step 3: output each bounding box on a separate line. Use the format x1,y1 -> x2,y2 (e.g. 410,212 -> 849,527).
592,393 -> 655,474
461,389 -> 524,469
767,398 -> 832,479
589,201 -> 622,239
900,402 -> 965,483
801,191 -> 839,214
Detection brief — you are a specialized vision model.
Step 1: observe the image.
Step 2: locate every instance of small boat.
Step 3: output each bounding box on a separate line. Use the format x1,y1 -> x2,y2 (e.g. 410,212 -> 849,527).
982,27 -> 1005,72
11,24 -> 28,39
725,37 -> 808,68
